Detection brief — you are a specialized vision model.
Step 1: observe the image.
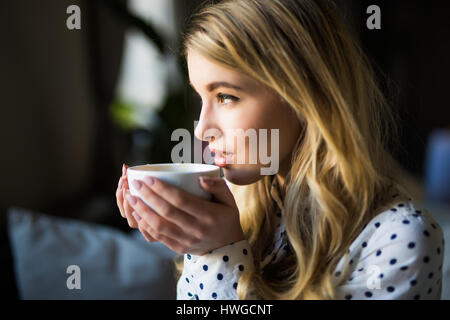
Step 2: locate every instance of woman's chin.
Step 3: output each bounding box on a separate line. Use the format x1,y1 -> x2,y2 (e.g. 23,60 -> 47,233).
222,165 -> 264,186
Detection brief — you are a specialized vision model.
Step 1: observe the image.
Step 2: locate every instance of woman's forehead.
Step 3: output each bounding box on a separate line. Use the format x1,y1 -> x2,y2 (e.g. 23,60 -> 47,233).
187,50 -> 264,93
187,50 -> 240,81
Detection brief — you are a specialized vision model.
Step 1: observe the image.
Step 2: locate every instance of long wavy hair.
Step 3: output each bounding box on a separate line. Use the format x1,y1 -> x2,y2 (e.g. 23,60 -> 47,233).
175,0 -> 407,299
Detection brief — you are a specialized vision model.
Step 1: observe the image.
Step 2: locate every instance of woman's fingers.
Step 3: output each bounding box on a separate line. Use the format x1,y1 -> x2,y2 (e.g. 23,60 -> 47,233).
127,194 -> 198,245
131,179 -> 201,234
136,212 -> 189,253
140,177 -> 206,220
141,229 -> 155,242
116,177 -> 125,218
133,213 -> 156,242
133,210 -> 187,252
116,163 -> 135,223
123,188 -> 139,229
152,232 -> 189,254
116,163 -> 129,218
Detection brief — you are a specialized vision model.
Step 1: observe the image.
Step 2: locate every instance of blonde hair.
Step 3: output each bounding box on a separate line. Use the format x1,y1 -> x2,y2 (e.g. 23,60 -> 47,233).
175,0 -> 406,299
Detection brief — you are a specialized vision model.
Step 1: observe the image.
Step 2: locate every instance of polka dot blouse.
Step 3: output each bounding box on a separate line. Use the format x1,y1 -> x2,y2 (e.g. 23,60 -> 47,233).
176,177 -> 445,300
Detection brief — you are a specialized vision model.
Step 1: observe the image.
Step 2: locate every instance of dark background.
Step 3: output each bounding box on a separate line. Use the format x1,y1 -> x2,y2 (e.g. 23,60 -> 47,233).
1,0 -> 449,299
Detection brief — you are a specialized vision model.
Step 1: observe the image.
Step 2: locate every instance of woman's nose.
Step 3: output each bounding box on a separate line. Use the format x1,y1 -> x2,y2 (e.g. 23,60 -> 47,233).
194,107 -> 221,142
194,122 -> 220,143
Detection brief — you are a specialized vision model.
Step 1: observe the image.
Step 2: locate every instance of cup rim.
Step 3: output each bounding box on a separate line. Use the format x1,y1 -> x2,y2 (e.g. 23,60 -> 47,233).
127,163 -> 221,175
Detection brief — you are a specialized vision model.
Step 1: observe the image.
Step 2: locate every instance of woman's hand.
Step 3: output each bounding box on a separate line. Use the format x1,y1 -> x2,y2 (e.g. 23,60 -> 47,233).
115,164 -> 155,242
125,175 -> 245,255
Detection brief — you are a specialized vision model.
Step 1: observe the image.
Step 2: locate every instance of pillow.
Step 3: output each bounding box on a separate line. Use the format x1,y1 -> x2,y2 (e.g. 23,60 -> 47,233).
7,207 -> 178,300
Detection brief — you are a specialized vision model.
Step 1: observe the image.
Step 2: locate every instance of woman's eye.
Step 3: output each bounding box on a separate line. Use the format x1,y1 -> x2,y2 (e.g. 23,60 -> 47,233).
217,93 -> 239,105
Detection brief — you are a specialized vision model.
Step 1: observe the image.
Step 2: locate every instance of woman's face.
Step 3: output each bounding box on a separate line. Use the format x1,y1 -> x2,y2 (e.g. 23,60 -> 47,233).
188,49 -> 302,185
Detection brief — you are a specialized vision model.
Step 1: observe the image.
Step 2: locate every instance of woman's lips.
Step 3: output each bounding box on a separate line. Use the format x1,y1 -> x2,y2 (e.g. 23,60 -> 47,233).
214,152 -> 234,167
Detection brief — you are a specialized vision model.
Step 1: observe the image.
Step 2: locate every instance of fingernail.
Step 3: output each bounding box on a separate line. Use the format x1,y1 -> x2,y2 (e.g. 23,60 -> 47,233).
144,176 -> 154,186
200,176 -> 215,186
122,164 -> 126,176
132,211 -> 141,221
127,194 -> 137,205
132,180 -> 142,190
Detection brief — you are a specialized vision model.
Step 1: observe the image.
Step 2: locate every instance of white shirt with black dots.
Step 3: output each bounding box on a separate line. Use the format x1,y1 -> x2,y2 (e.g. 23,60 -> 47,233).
176,178 -> 445,300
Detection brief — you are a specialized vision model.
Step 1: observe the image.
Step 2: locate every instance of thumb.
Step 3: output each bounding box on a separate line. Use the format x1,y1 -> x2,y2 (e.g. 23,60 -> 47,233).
199,176 -> 236,207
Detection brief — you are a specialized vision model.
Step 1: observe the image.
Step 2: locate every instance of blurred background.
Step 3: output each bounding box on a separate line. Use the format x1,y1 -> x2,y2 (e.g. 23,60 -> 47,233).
1,0 -> 449,299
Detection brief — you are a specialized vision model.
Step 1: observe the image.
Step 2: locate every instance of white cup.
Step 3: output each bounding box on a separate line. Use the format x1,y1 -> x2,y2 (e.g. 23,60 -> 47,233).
127,163 -> 222,209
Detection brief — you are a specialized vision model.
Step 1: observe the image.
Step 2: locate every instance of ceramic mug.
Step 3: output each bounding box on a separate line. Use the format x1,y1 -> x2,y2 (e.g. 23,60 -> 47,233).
127,163 -> 222,209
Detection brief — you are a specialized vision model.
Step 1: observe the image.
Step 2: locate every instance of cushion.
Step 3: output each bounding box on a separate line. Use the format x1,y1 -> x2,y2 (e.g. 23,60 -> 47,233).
7,206 -> 178,300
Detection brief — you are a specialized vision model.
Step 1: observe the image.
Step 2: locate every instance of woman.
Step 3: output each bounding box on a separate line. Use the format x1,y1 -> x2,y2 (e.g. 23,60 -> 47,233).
116,0 -> 444,300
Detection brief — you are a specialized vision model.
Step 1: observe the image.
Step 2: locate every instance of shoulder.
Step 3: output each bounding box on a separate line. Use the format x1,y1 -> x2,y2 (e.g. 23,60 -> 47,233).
334,199 -> 445,299
360,200 -> 445,256
346,198 -> 445,282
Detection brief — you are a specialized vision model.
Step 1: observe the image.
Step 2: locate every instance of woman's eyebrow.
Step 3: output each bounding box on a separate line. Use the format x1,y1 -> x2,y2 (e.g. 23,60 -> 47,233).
207,81 -> 243,92
189,81 -> 243,92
